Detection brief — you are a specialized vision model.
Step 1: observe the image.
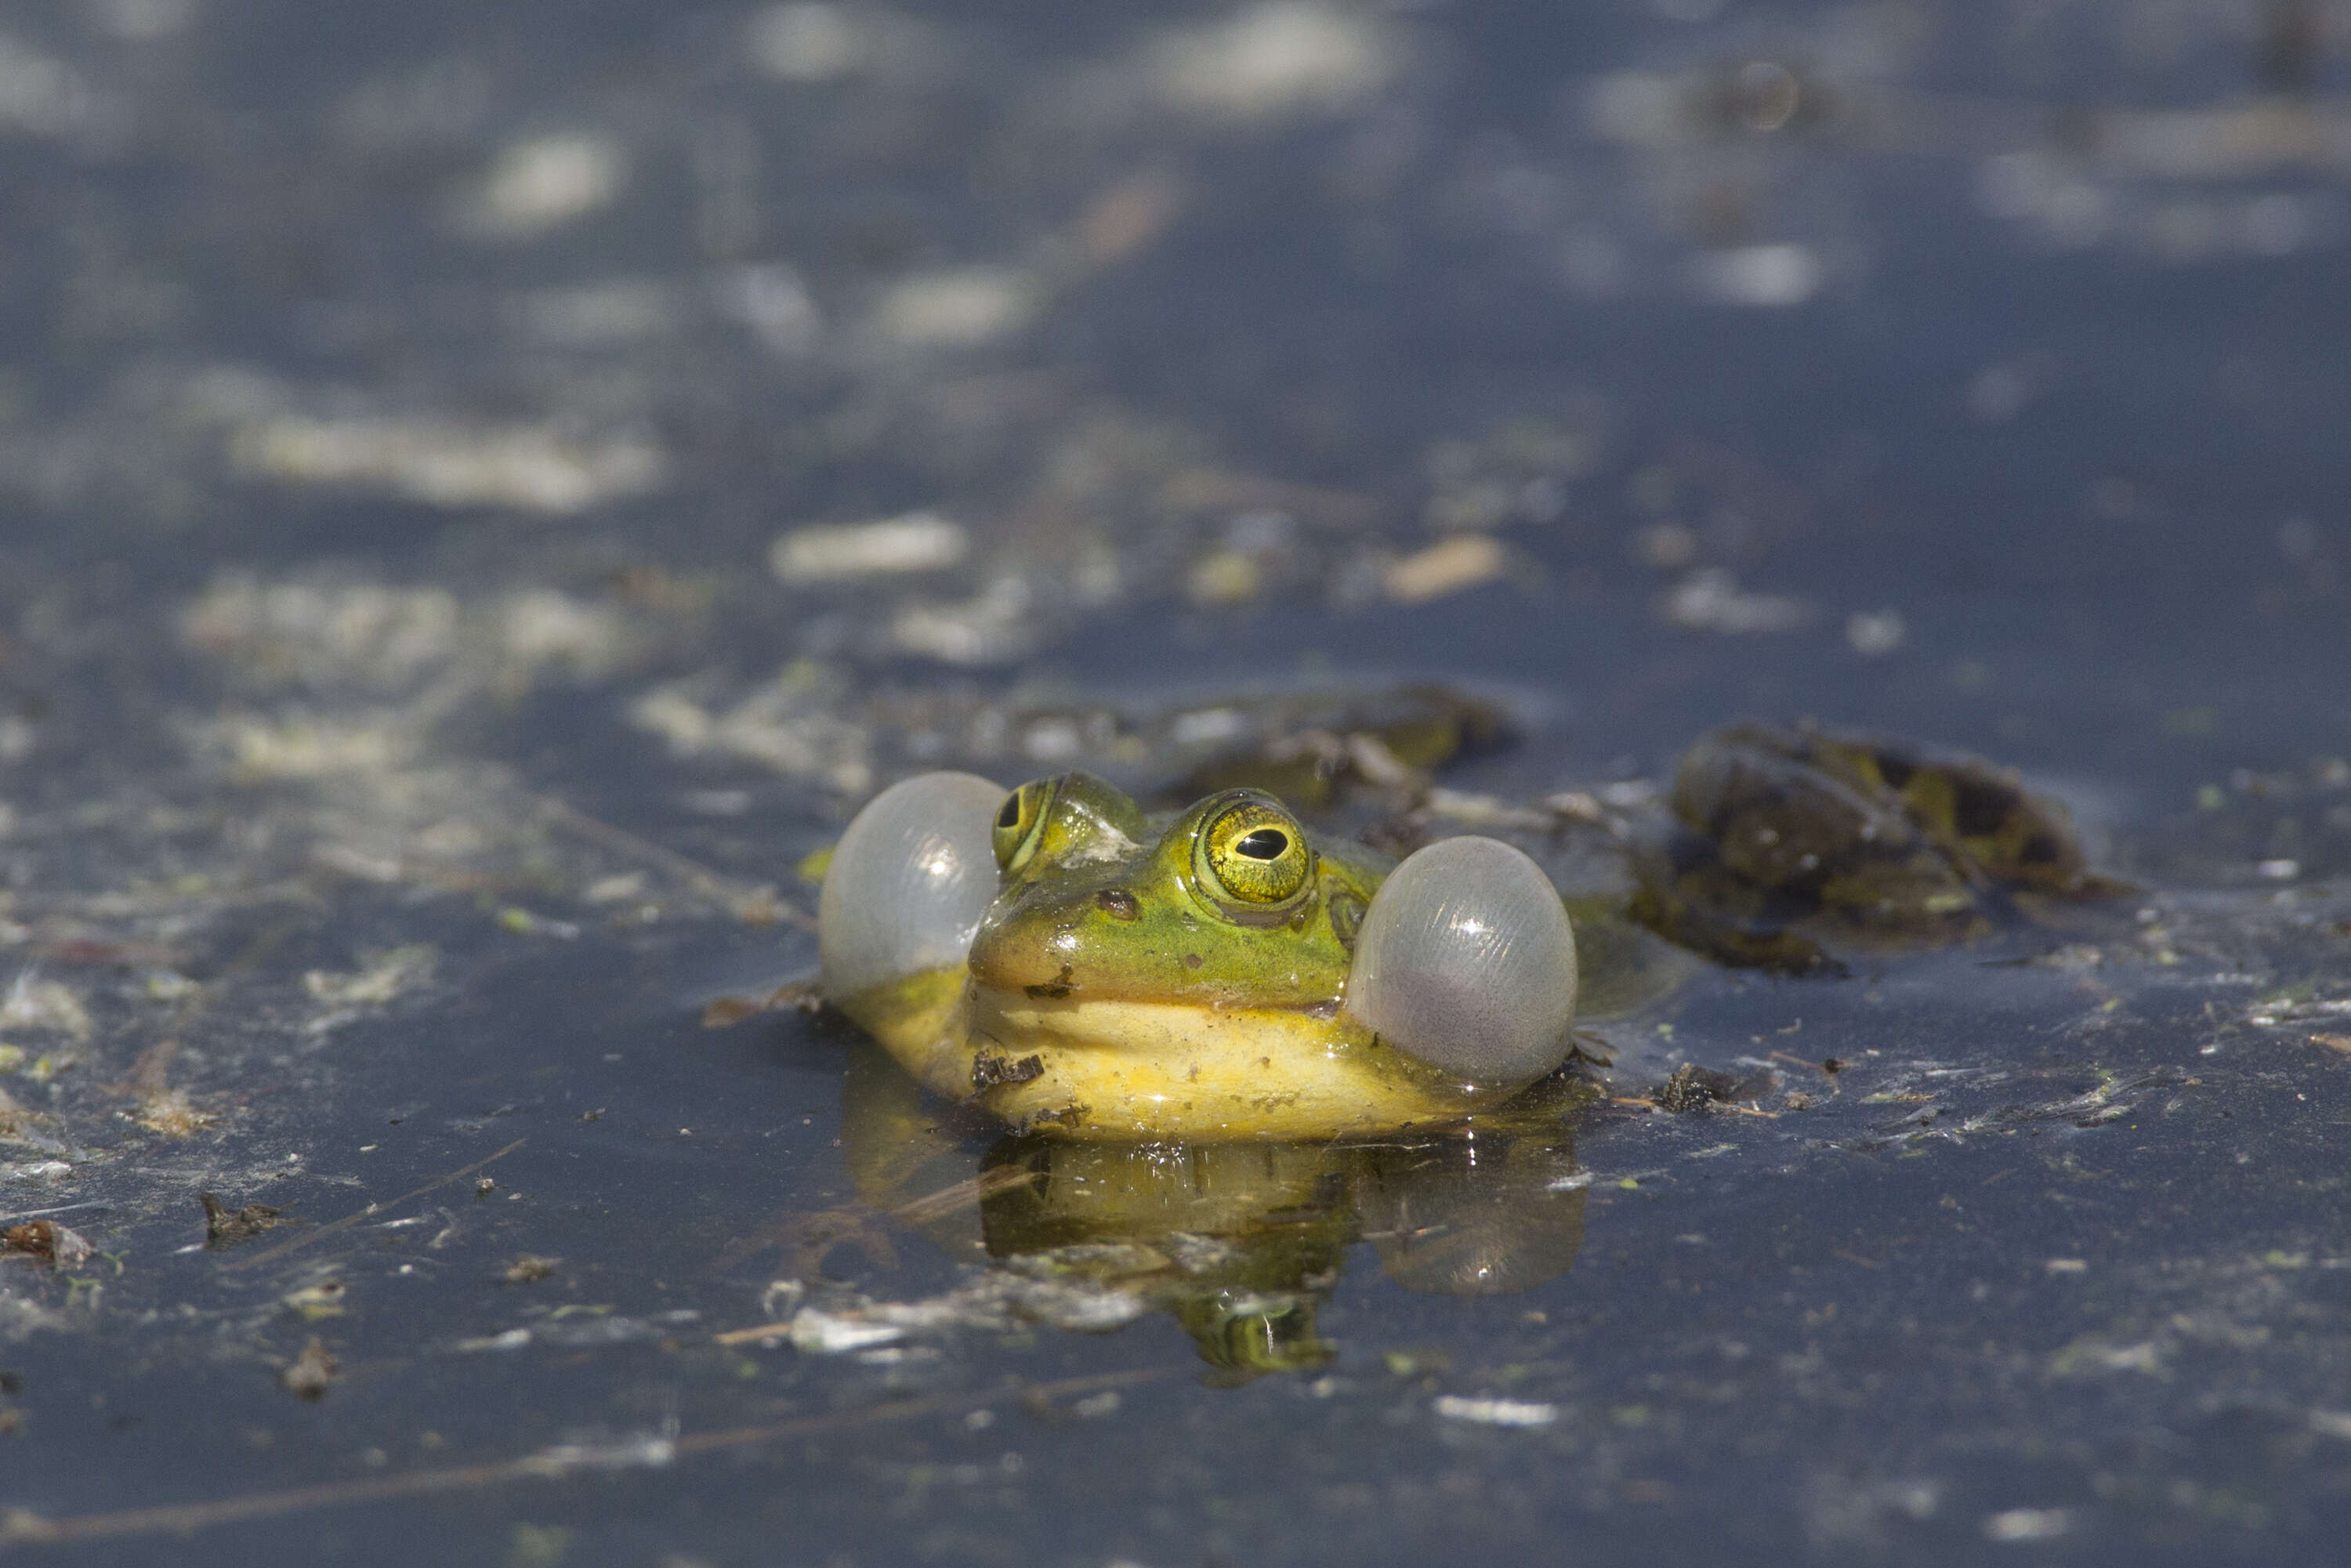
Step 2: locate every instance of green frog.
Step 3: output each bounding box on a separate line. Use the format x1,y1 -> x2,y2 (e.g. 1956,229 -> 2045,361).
820,770 -> 1591,1139
812,720 -> 2119,1142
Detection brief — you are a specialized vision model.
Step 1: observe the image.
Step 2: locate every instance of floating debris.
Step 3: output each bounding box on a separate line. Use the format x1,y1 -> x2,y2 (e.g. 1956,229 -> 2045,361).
461,132 -> 627,238
629,672 -> 871,794
770,512 -> 969,584
0,977 -> 90,1044
232,415 -> 663,514
1151,3 -> 1396,121
123,1042 -> 214,1137
1846,609 -> 1907,657
718,1272 -> 1150,1353
208,715 -> 409,782
1652,1063 -> 1750,1113
0,1220 -> 90,1266
875,268 -> 1041,347
1384,535 -> 1507,604
1433,1395 -> 1558,1428
302,947 -> 437,1009
1659,569 -> 1812,633
504,1255 -> 558,1284
1981,1507 -> 2075,1543
280,1338 -> 338,1401
201,1193 -> 283,1248
1691,243 -> 1824,308
282,1281 -> 348,1320
889,577 -> 1042,665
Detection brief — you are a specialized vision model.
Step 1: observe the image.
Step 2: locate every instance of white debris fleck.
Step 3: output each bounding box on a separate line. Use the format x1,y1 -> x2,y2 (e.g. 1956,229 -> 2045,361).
1384,534 -> 1507,604
770,512 -> 969,584
746,3 -> 863,81
1692,243 -> 1823,308
2257,858 -> 2300,881
302,947 -> 436,1009
495,590 -> 630,680
1168,708 -> 1250,748
889,577 -> 1041,665
0,976 -> 92,1042
465,132 -> 627,237
584,873 -> 647,904
876,266 -> 1042,347
182,577 -> 462,689
209,715 -> 409,780
1424,789 -> 1552,830
1661,569 -> 1811,633
6,1161 -> 74,1182
526,1428 -> 677,1474
1152,3 -> 1396,121
1983,1508 -> 2075,1543
788,1309 -> 907,1354
233,416 -> 664,513
1846,609 -> 1907,657
628,675 -> 872,795
454,1327 -> 534,1353
1433,1395 -> 1558,1428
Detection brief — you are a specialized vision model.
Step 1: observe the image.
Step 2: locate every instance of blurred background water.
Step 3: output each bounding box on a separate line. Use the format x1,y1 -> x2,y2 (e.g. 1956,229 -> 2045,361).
0,2 -> 2348,1563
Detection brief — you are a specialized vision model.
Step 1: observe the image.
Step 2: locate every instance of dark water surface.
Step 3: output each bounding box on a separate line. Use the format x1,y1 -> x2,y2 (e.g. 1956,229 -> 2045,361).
0,1 -> 2348,1563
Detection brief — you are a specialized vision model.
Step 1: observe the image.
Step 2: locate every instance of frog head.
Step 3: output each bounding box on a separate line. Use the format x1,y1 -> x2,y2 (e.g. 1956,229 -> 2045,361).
967,773 -> 1374,1014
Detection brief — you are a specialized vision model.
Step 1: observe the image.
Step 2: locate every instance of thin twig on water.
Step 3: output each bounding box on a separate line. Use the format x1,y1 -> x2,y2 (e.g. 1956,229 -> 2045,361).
538,797 -> 811,929
221,1139 -> 527,1273
0,1367 -> 1173,1550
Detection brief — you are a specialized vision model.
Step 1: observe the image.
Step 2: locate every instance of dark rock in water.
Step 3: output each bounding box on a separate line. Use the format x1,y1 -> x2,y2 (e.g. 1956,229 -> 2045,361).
1629,722 -> 2130,972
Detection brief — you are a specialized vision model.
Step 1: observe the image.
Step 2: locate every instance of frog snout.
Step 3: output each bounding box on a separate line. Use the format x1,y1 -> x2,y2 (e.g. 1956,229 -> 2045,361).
966,908 -> 1086,995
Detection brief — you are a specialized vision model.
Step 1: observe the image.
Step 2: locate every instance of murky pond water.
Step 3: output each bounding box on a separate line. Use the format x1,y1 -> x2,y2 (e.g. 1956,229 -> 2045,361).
0,1 -> 2348,1563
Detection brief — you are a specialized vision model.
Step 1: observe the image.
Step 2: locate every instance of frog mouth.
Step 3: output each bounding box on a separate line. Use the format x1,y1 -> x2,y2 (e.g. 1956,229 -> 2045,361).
962,983 -> 1353,1062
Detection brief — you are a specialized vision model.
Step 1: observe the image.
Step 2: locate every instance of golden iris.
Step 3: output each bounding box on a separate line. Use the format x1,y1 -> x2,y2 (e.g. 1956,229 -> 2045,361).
1197,796 -> 1313,904
992,781 -> 1049,873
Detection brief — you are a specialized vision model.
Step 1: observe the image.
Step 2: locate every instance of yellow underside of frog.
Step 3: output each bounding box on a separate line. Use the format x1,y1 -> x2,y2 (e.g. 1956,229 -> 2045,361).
837,964 -> 1515,1142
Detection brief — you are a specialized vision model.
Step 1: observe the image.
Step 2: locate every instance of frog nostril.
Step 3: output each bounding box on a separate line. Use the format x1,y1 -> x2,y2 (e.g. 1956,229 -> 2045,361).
1095,888 -> 1141,920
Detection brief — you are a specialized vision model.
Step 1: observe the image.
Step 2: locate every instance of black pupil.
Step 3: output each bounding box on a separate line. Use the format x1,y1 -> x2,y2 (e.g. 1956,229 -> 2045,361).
997,795 -> 1022,830
1233,827 -> 1288,861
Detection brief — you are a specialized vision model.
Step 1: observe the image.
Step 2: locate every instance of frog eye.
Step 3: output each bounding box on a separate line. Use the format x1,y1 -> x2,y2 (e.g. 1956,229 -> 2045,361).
991,781 -> 1051,872
1343,836 -> 1578,1082
819,772 -> 1004,998
1197,798 -> 1313,905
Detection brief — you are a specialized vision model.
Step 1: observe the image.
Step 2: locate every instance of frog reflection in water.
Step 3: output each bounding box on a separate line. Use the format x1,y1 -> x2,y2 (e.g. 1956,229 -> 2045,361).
835,1037 -> 1588,1375
815,721 -> 2121,1143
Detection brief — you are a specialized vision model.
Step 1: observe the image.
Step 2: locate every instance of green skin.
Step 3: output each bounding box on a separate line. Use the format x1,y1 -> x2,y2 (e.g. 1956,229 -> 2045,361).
969,773 -> 1386,1016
